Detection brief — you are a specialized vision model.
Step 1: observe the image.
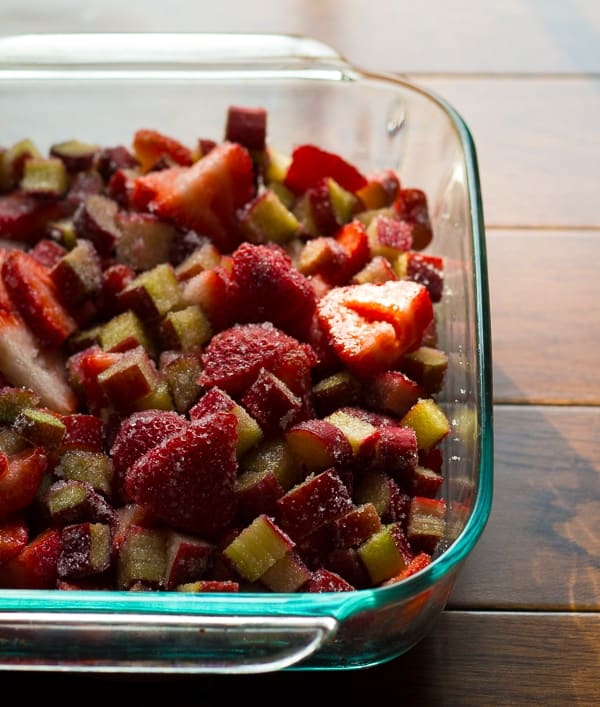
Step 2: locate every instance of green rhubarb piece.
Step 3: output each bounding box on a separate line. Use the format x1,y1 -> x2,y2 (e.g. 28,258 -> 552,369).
311,371 -> 360,416
0,138 -> 41,189
328,177 -> 358,225
400,398 -> 451,451
97,348 -> 159,411
357,524 -> 406,585
47,219 -> 77,249
401,346 -> 449,394
174,242 -> 221,280
0,387 -> 41,424
0,427 -> 30,455
264,147 -> 291,184
45,480 -> 89,519
122,263 -> 182,319
117,528 -> 167,589
14,407 -> 66,450
100,310 -> 154,354
133,379 -> 175,412
241,437 -> 303,491
89,523 -> 112,572
161,352 -> 203,414
325,409 -> 376,455
223,514 -> 292,583
55,449 -> 113,496
160,305 -> 212,351
240,189 -> 300,244
20,157 -> 68,196
52,238 -> 103,301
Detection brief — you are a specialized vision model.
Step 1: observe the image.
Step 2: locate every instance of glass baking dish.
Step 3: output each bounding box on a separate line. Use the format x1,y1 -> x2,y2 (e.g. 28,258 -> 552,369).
0,32 -> 493,673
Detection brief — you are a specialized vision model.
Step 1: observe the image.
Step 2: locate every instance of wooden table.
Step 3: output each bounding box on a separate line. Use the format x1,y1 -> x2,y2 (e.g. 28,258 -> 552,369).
2,2 -> 599,704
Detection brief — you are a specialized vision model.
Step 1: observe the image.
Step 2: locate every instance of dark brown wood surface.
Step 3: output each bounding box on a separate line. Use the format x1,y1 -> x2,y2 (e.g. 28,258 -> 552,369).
2,2 -> 599,704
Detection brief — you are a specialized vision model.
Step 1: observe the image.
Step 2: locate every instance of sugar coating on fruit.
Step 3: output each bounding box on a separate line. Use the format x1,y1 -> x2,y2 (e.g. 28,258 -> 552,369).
0,108 -> 451,593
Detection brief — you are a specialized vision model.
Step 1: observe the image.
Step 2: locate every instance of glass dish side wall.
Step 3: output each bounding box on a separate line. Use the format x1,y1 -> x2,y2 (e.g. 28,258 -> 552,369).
0,35 -> 492,672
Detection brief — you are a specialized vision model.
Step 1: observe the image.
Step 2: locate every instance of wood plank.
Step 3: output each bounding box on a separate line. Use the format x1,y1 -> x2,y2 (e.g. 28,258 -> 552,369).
416,78 -> 600,227
486,230 -> 600,405
449,406 -> 600,610
3,0 -> 600,74
1,613 -> 598,705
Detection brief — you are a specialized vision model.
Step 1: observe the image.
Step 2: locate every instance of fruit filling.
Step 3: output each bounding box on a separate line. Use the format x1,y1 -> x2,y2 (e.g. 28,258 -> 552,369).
0,107 -> 451,593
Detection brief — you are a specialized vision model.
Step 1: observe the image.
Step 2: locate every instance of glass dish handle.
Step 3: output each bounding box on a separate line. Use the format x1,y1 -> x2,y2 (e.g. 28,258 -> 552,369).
0,611 -> 338,673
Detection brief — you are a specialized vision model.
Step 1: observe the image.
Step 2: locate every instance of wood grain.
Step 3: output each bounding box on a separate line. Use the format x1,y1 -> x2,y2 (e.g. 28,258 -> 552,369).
1,613 -> 598,705
486,230 -> 600,405
416,77 -> 600,228
449,406 -> 600,610
3,0 -> 600,74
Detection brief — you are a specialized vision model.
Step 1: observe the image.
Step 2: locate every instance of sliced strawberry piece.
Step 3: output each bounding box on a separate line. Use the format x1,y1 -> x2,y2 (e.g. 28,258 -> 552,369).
0,191 -> 63,243
317,281 -> 434,377
199,322 -> 317,397
132,128 -> 194,173
1,249 -> 77,347
110,409 -> 189,504
0,447 -> 48,521
124,411 -> 238,537
131,141 -> 255,253
228,242 -> 316,336
334,220 -> 370,282
0,513 -> 29,564
283,144 -> 367,195
0,308 -> 78,414
0,527 -> 62,588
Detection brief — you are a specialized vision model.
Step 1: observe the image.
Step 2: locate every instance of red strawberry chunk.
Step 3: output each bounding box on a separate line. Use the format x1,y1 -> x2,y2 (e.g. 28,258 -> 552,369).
317,280 -> 434,377
0,447 -> 48,521
0,513 -> 29,564
131,141 -> 255,253
0,307 -> 78,414
110,409 -> 189,504
124,411 -> 238,537
284,144 -> 367,195
200,322 -> 317,397
133,128 -> 194,173
228,242 -> 316,336
0,527 -> 62,588
1,249 -> 77,347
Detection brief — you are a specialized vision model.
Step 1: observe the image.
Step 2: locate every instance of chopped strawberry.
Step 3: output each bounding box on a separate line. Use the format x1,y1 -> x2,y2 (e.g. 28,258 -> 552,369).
132,128 -> 194,173
199,322 -> 317,397
334,220 -> 370,282
0,192 -> 63,243
283,144 -> 367,195
228,242 -> 316,336
0,513 -> 29,565
124,411 -> 238,537
0,308 -> 78,414
0,447 -> 48,521
131,141 -> 255,253
317,281 -> 434,377
1,249 -> 77,347
0,527 -> 62,588
110,409 -> 189,503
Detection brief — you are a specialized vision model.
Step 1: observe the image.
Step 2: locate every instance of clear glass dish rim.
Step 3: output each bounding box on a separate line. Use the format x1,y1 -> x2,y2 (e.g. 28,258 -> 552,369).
0,32 -> 493,621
